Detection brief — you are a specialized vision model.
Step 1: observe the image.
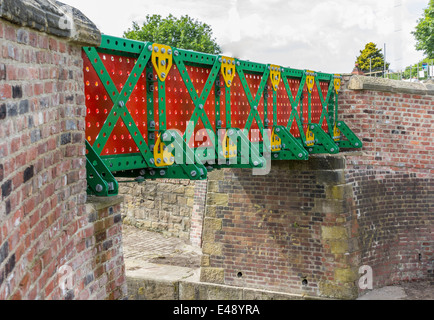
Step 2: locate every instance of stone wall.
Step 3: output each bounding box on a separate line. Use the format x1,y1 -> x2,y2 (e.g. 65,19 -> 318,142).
120,179 -> 196,241
120,178 -> 207,246
0,0 -> 126,300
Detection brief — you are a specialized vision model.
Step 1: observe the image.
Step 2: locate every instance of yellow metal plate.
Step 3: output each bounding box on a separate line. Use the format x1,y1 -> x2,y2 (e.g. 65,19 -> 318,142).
306,127 -> 315,147
269,65 -> 281,91
151,43 -> 173,82
271,128 -> 282,152
221,56 -> 236,87
334,75 -> 341,94
153,133 -> 175,167
306,70 -> 315,94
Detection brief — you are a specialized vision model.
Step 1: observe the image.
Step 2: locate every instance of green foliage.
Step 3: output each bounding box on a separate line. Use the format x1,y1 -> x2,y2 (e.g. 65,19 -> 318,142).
403,58 -> 434,79
355,42 -> 390,73
412,0 -> 434,59
123,14 -> 221,54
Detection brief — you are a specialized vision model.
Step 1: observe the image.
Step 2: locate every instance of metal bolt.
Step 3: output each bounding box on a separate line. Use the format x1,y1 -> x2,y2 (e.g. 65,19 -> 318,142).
338,123 -> 341,127
219,58 -> 222,63
232,60 -> 235,65
140,169 -> 146,176
217,120 -> 222,126
191,170 -> 197,177
157,158 -> 162,164
311,126 -> 315,130
253,161 -> 259,166
149,158 -> 155,165
274,154 -> 279,158
223,58 -> 226,63
298,153 -> 303,158
330,148 -> 335,152
174,50 -> 179,56
168,49 -> 172,55
275,85 -> 278,90
161,48 -> 166,54
253,106 -> 257,110
237,61 -> 240,66
228,80 -> 232,85
276,128 -> 280,133
282,144 -> 286,149
162,133 -> 168,140
228,129 -> 234,136
154,46 -> 159,53
95,184 -> 103,192
150,121 -> 155,128
355,143 -> 359,147
170,157 -> 175,163
150,170 -> 155,176
309,148 -> 313,152
160,170 -> 166,176
199,104 -> 204,110
119,101 -> 125,107
161,72 -> 166,78
148,45 -> 153,51
227,69 -> 232,75
161,60 -> 166,66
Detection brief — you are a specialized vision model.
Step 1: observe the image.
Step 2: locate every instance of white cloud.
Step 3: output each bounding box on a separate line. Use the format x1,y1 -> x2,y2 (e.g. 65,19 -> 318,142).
64,0 -> 428,73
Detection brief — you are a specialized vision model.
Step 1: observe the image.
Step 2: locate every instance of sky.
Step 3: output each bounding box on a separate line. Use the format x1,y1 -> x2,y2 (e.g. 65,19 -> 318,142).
61,0 -> 429,74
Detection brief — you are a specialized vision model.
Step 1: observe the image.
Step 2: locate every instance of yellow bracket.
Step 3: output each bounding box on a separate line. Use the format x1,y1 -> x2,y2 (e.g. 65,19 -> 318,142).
306,70 -> 315,94
333,124 -> 341,142
151,43 -> 173,82
306,128 -> 315,147
221,56 -> 236,87
271,128 -> 282,152
334,75 -> 341,94
269,65 -> 281,91
153,133 -> 175,167
222,130 -> 237,159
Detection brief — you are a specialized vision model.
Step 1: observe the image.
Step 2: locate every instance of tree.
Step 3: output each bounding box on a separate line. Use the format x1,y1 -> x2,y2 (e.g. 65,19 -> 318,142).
355,42 -> 390,74
412,0 -> 434,59
123,14 -> 221,54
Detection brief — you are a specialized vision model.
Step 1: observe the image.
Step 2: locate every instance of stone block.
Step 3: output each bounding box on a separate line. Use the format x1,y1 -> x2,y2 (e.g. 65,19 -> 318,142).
330,240 -> 349,254
202,242 -> 223,256
199,268 -> 225,285
321,226 -> 348,240
325,184 -> 354,200
206,193 -> 229,207
334,268 -> 359,283
319,282 -> 358,300
203,217 -> 222,232
179,281 -> 243,300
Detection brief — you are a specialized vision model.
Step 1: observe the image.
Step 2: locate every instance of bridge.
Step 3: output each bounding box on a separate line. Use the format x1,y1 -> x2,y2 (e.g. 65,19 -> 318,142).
0,0 -> 431,302
83,35 -> 362,196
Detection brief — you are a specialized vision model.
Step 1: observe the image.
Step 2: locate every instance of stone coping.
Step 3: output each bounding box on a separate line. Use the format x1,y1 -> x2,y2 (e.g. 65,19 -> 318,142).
0,0 -> 101,46
347,74 -> 434,96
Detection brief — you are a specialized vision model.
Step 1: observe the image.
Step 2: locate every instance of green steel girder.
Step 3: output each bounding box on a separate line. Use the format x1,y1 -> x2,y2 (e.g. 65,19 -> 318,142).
271,126 -> 309,160
334,121 -> 363,149
86,141 -> 119,197
83,34 -> 363,196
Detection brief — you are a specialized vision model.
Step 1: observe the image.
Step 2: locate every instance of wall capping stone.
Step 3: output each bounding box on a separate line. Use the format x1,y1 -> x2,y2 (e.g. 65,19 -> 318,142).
347,75 -> 434,95
0,0 -> 101,46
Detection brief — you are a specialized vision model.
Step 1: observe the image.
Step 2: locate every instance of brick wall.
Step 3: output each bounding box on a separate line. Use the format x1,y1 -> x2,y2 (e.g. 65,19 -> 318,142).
0,1 -> 127,300
340,76 -> 433,290
201,159 -> 359,299
200,76 -> 433,299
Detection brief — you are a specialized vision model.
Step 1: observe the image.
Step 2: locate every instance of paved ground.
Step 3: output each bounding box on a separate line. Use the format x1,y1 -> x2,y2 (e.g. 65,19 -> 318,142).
122,224 -> 433,300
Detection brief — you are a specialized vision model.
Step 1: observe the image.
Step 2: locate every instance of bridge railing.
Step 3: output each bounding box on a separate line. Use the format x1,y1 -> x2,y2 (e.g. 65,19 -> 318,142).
83,35 -> 362,196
